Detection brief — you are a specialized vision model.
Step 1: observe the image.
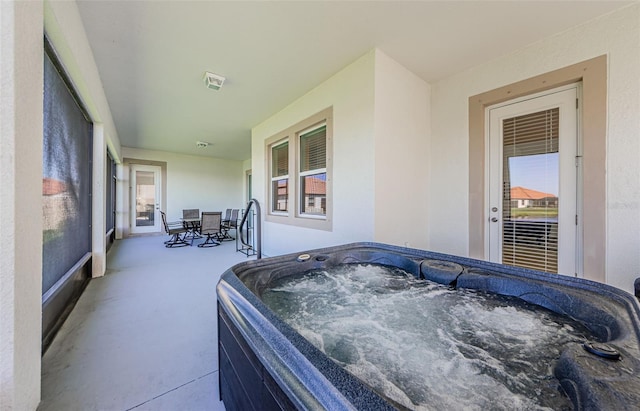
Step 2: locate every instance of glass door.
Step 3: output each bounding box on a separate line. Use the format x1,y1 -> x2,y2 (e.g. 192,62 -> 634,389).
130,164 -> 161,234
488,85 -> 579,276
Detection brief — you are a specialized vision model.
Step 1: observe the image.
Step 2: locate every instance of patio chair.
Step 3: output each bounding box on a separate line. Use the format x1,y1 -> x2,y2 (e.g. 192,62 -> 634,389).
221,208 -> 232,226
220,209 -> 239,241
198,211 -> 222,248
182,208 -> 202,240
229,208 -> 240,236
160,211 -> 190,247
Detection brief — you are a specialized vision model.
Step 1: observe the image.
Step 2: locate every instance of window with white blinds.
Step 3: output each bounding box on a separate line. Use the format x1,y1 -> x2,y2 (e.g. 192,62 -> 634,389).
271,141 -> 289,213
502,108 -> 559,273
265,107 -> 332,230
299,124 -> 327,216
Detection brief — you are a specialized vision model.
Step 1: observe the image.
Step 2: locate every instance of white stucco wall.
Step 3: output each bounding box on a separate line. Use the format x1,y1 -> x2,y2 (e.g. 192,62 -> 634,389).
121,147 -> 245,223
0,2 -> 43,409
429,5 -> 640,293
374,51 -> 431,249
252,51 -> 376,257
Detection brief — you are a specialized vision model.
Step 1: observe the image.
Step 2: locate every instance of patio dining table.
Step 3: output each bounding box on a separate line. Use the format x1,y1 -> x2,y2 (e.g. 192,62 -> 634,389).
181,217 -> 202,241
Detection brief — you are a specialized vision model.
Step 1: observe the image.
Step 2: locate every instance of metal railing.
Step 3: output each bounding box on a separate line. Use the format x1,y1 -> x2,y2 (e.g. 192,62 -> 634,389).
238,198 -> 261,259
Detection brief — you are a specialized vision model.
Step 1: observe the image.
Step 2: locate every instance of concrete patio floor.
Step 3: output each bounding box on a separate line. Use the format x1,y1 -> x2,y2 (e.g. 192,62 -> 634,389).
39,235 -> 255,411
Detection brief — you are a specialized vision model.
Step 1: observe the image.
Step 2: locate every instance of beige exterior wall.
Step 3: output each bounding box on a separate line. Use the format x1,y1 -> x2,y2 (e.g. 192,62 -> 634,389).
374,51 -> 431,249
429,4 -> 640,293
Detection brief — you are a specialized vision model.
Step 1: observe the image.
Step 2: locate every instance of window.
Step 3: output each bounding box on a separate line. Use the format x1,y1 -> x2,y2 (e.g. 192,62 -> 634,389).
299,124 -> 327,217
266,107 -> 332,230
271,141 -> 289,213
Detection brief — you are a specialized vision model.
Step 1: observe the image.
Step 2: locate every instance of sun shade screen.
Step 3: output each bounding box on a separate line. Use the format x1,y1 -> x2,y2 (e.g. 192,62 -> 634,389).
272,142 -> 289,212
42,51 -> 93,294
502,108 -> 559,274
299,125 -> 327,216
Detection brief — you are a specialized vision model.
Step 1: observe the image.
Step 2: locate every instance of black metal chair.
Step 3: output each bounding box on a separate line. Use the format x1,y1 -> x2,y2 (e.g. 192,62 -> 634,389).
160,211 -> 189,247
198,211 -> 222,248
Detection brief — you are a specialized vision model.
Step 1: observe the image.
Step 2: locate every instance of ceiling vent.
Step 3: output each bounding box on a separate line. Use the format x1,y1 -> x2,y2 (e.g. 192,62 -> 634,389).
196,141 -> 210,148
203,71 -> 225,90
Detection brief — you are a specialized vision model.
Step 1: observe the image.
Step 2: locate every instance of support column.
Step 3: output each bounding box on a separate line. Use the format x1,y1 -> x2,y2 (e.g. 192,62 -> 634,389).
92,123 -> 106,277
0,1 -> 44,409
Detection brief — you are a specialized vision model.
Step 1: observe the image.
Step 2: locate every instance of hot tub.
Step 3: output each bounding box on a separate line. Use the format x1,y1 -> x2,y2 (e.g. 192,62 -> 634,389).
216,242 -> 640,410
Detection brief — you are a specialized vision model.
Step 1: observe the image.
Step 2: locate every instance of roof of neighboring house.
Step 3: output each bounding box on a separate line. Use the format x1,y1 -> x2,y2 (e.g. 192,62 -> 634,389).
304,177 -> 326,195
510,186 -> 556,200
274,176 -> 326,195
43,178 -> 67,196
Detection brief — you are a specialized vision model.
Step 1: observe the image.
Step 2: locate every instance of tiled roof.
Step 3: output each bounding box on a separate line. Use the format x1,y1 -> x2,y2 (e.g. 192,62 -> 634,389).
43,178 -> 67,196
304,176 -> 326,195
510,186 -> 556,200
274,177 -> 326,195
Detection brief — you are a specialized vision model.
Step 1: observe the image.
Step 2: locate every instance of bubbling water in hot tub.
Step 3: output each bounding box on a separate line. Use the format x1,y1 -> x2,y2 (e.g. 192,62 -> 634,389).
261,263 -> 596,411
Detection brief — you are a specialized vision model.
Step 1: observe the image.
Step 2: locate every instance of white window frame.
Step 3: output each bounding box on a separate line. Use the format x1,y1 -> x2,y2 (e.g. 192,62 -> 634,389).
270,139 -> 289,216
265,107 -> 333,231
297,122 -> 327,219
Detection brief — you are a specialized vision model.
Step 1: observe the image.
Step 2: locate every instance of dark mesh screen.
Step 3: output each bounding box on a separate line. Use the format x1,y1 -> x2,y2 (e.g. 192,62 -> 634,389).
43,51 -> 93,294
106,152 -> 115,233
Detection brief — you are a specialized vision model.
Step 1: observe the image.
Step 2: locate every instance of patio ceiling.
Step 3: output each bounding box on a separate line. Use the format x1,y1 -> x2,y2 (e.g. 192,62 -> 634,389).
75,1 -> 630,161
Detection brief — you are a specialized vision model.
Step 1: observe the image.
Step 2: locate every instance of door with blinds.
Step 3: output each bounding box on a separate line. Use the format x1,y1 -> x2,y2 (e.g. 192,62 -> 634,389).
488,85 -> 579,276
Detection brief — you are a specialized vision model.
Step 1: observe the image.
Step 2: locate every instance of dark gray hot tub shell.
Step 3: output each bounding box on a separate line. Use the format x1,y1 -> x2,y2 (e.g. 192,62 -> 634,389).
217,242 -> 640,410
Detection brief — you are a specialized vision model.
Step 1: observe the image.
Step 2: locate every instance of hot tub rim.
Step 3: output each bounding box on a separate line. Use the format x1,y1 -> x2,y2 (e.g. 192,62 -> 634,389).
217,241 -> 640,411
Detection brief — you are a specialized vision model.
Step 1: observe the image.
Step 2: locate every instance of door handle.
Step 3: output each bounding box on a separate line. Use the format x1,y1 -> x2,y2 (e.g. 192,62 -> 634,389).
491,217 -> 499,222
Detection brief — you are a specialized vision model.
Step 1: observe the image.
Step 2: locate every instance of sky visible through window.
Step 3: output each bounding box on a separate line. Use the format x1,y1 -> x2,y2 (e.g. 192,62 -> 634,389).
509,153 -> 558,196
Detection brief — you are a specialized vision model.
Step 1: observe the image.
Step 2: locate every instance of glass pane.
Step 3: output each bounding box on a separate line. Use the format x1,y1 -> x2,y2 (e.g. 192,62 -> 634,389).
135,171 -> 156,227
272,178 -> 288,212
272,142 -> 288,177
502,109 -> 558,273
300,125 -> 326,172
300,173 -> 326,216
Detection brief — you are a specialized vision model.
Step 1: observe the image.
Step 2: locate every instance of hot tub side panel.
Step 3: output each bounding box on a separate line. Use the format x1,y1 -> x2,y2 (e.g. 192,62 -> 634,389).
218,304 -> 296,411
217,269 -> 397,411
